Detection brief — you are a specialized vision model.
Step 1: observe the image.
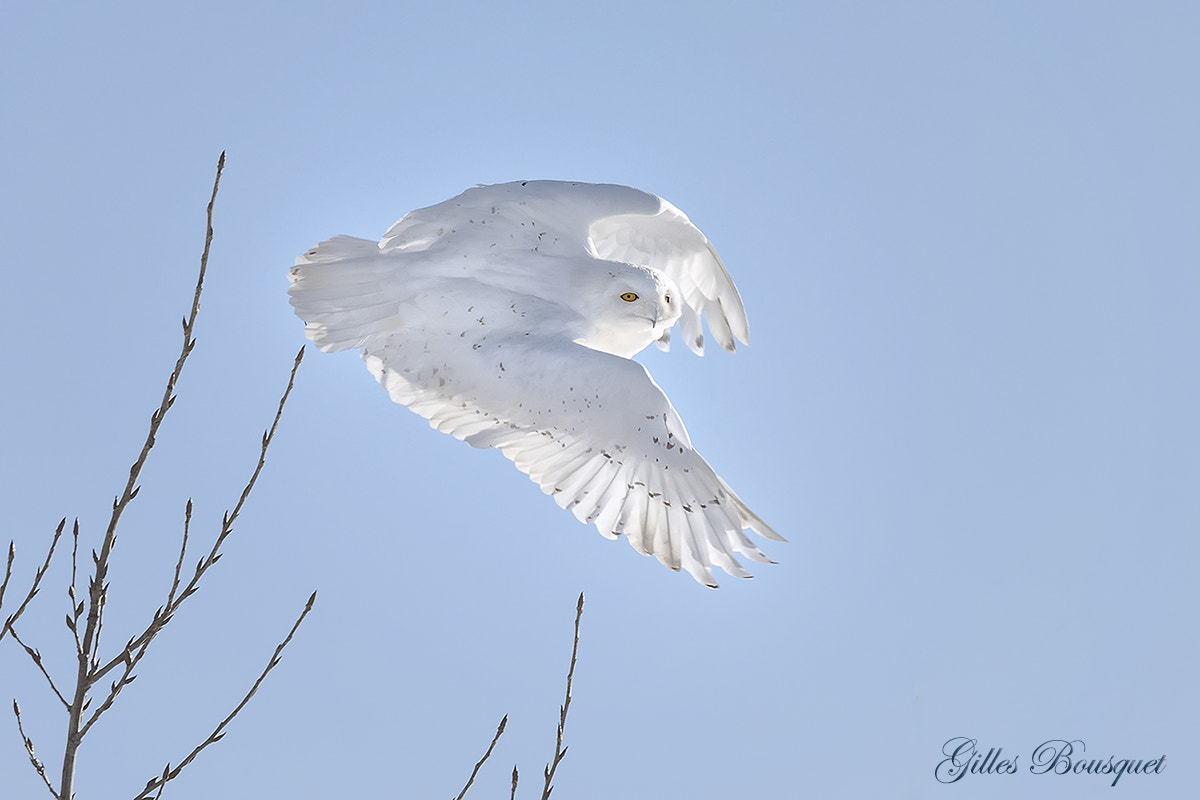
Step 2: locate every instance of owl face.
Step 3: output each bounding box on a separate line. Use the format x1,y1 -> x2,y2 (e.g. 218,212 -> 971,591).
574,263 -> 680,357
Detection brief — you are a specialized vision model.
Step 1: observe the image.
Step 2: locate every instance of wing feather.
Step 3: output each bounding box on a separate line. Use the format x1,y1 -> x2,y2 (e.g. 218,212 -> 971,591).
368,331 -> 776,584
619,474 -> 652,557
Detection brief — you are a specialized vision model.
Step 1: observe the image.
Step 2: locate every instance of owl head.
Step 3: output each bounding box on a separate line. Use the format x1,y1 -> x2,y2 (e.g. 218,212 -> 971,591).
572,261 -> 681,358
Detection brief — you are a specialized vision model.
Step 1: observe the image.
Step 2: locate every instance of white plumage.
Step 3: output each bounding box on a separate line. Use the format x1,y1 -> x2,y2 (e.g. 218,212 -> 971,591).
289,180 -> 782,586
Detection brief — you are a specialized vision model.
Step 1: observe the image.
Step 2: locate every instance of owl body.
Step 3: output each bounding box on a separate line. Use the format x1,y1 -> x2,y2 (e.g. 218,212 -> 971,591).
290,180 -> 781,586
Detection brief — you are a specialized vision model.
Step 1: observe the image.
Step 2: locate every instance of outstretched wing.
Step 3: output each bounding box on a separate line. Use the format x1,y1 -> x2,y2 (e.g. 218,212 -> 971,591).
378,181 -> 751,355
362,327 -> 781,587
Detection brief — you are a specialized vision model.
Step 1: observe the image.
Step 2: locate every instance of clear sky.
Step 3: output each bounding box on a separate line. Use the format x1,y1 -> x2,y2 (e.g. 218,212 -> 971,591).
2,2 -> 1197,798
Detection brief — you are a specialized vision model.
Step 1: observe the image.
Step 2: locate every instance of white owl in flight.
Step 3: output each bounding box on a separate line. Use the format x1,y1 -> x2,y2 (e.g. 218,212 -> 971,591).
289,180 -> 782,586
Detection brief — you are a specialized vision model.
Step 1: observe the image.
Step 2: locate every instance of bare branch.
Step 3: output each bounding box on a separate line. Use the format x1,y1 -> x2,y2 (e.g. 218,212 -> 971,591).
78,646 -> 141,739
2,153 -> 315,800
8,626 -> 70,708
79,494 -> 195,737
92,148 -> 225,601
165,499 -> 194,611
90,345 -> 306,688
68,521 -> 84,658
510,766 -> 519,800
70,517 -> 79,598
453,715 -> 508,800
222,345 -> 306,537
59,151 -> 226,800
82,345 -> 306,743
13,700 -> 61,800
1,519 -> 67,644
91,578 -> 108,673
541,592 -> 584,800
0,541 -> 14,621
132,591 -> 317,800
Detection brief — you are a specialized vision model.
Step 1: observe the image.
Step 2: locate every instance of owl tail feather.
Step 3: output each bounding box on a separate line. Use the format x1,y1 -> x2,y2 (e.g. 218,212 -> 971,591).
287,235 -> 402,353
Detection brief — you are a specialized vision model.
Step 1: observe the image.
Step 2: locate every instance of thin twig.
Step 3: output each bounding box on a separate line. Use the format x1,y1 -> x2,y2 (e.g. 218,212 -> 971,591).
67,521 -> 85,658
133,591 -> 317,800
81,346 -> 306,740
81,497 -> 195,734
13,700 -> 60,800
8,627 -> 69,708
70,517 -> 80,599
453,715 -> 508,800
541,592 -> 584,800
91,573 -> 108,673
0,542 -> 14,622
165,499 -> 194,611
510,766 -> 519,800
60,151 -> 226,800
1,519 -> 67,644
223,344 -> 307,536
88,345 -> 306,692
4,153 -> 314,800
78,643 -> 141,740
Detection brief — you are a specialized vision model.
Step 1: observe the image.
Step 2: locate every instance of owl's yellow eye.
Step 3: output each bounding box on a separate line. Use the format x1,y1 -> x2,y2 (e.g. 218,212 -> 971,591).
620,292 -> 638,302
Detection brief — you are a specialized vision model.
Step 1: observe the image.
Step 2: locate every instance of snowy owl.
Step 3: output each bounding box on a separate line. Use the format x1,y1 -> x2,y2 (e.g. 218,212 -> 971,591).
288,180 -> 782,586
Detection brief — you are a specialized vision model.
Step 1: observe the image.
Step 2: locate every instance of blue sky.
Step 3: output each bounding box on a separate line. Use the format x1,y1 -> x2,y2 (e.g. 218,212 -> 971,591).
2,2 -> 1197,798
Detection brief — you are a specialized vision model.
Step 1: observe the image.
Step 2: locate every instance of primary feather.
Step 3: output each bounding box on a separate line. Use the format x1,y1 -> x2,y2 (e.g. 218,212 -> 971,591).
289,180 -> 781,586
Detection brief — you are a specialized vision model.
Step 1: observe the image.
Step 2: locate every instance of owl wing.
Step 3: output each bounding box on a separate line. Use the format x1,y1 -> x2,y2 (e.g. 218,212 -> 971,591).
361,326 -> 782,587
377,181 -> 751,355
